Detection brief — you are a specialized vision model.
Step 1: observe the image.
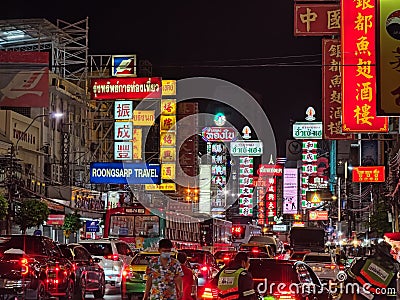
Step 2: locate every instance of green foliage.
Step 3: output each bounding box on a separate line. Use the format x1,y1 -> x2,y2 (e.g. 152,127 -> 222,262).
0,193 -> 8,221
367,197 -> 392,236
62,212 -> 83,236
14,199 -> 49,234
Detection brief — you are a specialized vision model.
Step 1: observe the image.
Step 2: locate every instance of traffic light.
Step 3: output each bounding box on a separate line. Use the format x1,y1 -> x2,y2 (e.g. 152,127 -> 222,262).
231,225 -> 245,240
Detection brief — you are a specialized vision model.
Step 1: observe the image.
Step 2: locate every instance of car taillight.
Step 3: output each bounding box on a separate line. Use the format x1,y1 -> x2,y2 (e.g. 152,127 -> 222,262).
252,248 -> 259,253
201,286 -> 218,299
339,264 -> 345,270
122,266 -> 131,277
104,254 -> 119,261
273,290 -> 298,300
324,263 -> 336,269
223,256 -> 230,262
200,266 -> 208,272
20,258 -> 29,275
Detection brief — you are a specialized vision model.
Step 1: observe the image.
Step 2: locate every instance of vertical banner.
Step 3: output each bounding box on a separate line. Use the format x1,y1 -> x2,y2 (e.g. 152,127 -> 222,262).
341,0 -> 388,132
239,156 -> 254,217
322,39 -> 353,140
283,168 -> 299,215
377,1 -> 400,115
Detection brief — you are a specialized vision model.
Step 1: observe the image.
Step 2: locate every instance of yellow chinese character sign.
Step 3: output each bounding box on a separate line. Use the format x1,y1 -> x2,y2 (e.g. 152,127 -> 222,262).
160,115 -> 176,131
161,163 -> 176,180
161,99 -> 176,115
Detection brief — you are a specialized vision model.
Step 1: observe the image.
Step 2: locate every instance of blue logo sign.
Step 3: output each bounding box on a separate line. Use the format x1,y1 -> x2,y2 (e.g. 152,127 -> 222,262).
90,162 -> 161,184
85,220 -> 100,232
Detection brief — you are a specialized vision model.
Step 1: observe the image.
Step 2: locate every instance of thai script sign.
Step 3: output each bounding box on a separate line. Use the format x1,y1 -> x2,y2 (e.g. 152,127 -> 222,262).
90,77 -> 162,100
230,140 -> 263,156
293,122 -> 323,139
352,166 -> 385,182
201,127 -> 237,142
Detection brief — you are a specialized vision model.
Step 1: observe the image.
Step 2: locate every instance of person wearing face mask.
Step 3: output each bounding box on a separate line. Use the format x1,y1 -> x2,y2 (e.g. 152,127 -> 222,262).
217,251 -> 257,300
143,239 -> 184,300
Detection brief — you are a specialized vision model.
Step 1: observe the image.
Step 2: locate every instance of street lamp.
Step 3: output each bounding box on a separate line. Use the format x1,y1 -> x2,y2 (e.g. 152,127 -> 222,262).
6,112 -> 63,234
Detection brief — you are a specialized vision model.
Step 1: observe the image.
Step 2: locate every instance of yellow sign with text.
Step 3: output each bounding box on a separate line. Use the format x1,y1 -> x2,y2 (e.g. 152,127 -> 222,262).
145,183 -> 176,191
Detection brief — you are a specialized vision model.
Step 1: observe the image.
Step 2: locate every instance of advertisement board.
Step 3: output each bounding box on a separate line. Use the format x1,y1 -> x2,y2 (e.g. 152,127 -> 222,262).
90,162 -> 160,184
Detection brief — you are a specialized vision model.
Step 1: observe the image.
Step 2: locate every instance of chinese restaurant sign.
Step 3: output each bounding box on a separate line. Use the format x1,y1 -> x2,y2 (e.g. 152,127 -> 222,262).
352,166 -> 385,182
377,0 -> 400,115
90,77 -> 162,100
294,4 -> 340,36
322,39 -> 353,140
341,0 -> 388,132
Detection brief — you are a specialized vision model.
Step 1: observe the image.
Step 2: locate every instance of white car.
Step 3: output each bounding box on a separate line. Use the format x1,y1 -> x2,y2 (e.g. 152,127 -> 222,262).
79,238 -> 135,288
302,252 -> 341,282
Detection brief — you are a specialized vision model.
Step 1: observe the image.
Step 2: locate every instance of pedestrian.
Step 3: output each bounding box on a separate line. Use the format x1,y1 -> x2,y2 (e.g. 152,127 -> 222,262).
217,251 -> 257,300
143,239 -> 183,300
177,252 -> 194,300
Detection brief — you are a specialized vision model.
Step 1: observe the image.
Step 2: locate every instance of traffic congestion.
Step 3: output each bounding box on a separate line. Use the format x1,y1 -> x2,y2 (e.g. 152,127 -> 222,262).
0,223 -> 399,299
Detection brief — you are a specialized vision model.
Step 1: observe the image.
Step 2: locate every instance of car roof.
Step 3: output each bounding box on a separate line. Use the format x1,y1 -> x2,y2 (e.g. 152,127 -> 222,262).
304,252 -> 331,256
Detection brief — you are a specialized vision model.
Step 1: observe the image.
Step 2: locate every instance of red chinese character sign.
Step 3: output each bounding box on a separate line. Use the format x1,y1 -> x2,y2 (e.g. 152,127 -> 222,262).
341,0 -> 388,132
322,39 -> 353,140
294,4 -> 340,36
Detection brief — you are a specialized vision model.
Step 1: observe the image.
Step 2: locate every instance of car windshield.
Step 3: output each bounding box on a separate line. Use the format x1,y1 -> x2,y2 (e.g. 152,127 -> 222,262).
180,250 -> 205,264
132,254 -> 159,265
303,255 -> 332,263
249,260 -> 298,282
0,236 -> 45,255
58,245 -> 72,259
80,243 -> 112,256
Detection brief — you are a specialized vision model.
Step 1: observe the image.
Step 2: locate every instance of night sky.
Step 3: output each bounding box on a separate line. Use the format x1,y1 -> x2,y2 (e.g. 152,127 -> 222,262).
1,1 -> 324,156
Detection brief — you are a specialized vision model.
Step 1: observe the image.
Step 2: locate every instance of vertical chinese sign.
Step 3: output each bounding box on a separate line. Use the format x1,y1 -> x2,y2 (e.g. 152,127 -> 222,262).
160,80 -> 177,182
322,39 -> 353,140
115,101 -> 134,160
377,0 -> 400,115
341,0 -> 388,132
301,140 -> 319,208
239,157 -> 254,217
254,177 -> 266,226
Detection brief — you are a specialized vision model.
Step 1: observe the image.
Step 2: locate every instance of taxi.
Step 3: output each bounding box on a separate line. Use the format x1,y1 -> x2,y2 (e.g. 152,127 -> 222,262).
121,248 -> 177,299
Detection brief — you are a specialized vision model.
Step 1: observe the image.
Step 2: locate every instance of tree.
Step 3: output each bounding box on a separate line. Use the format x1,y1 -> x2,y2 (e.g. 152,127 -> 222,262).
62,212 -> 83,239
0,193 -> 8,221
367,197 -> 392,237
14,199 -> 49,234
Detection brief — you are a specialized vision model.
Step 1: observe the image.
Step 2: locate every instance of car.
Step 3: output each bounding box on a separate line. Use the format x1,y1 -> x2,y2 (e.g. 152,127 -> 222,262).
0,234 -> 75,300
302,252 -> 341,282
239,243 -> 274,258
59,243 -> 106,299
121,248 -> 198,300
249,258 -> 334,299
79,238 -> 135,288
201,258 -> 335,300
178,249 -> 219,295
290,250 -> 310,261
213,250 -> 236,267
